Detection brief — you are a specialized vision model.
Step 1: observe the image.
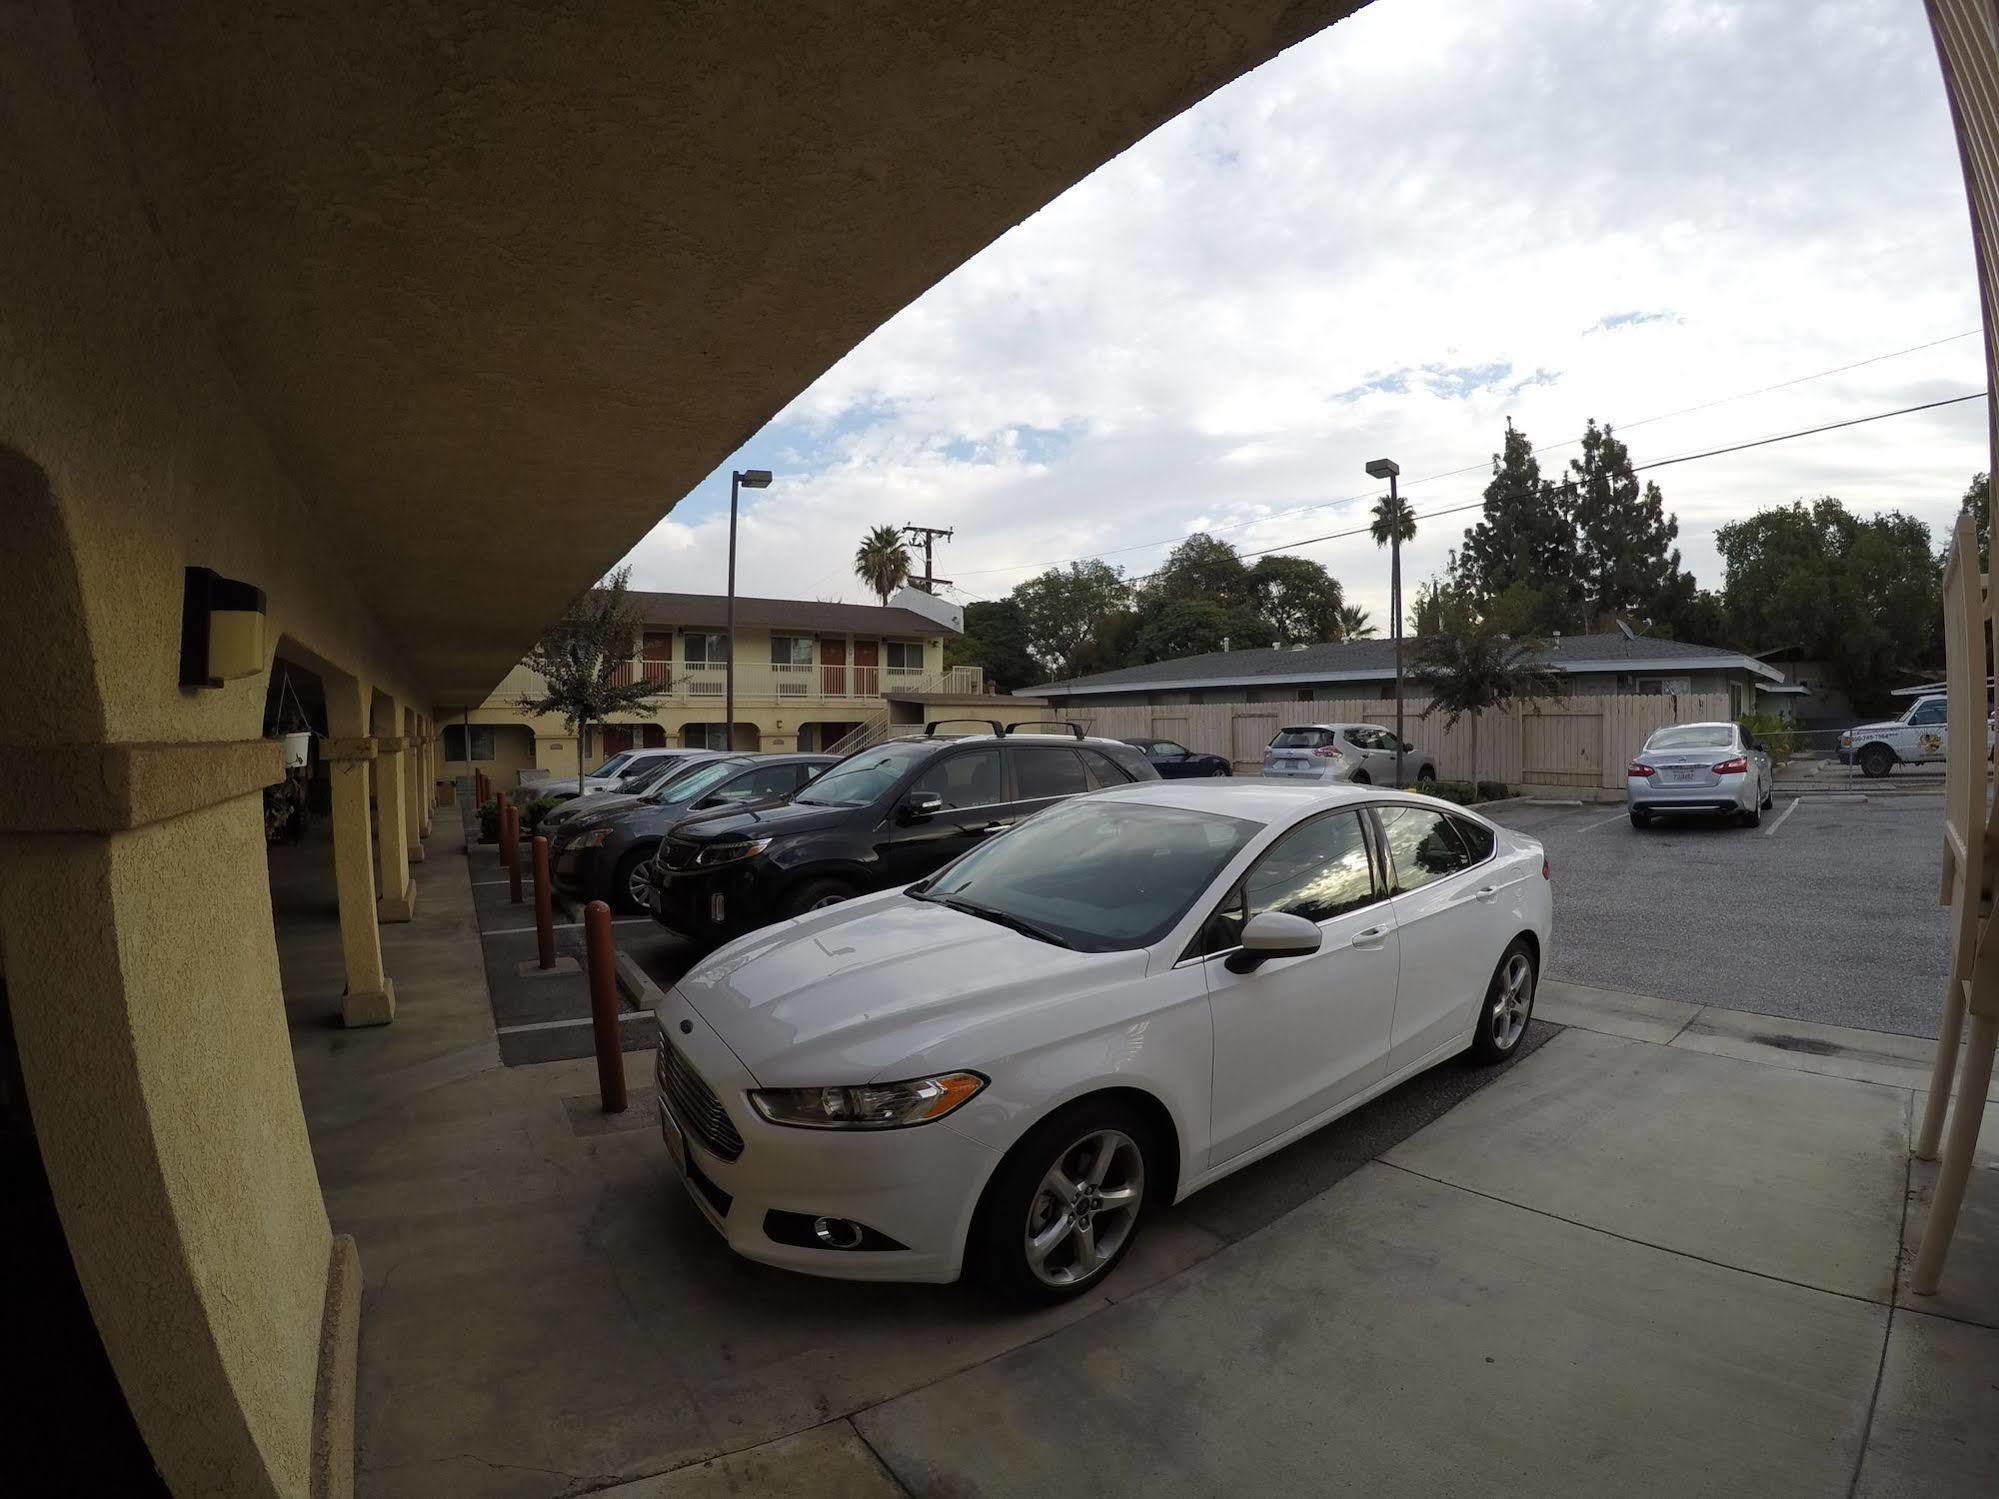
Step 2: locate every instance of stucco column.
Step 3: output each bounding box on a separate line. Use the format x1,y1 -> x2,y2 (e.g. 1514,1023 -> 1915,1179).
0,741 -> 360,1499
373,732 -> 415,922
403,721 -> 426,862
324,683 -> 395,1025
417,722 -> 435,837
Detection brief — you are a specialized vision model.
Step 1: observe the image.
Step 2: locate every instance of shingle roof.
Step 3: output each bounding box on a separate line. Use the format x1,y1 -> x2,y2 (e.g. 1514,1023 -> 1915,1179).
628,591 -> 952,637
1027,632 -> 1773,695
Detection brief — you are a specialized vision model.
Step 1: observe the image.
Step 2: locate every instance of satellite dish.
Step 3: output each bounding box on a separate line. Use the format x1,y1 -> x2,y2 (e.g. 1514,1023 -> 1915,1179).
1615,618 -> 1637,641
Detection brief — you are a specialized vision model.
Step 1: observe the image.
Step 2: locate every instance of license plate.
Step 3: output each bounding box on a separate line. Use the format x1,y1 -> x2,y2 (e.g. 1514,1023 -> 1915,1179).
1662,766 -> 1700,783
659,1099 -> 688,1177
1282,759 -> 1305,770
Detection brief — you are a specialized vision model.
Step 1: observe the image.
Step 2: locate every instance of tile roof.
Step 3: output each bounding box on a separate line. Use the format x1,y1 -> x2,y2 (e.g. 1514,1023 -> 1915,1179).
1028,631 -> 1771,694
627,591 -> 952,637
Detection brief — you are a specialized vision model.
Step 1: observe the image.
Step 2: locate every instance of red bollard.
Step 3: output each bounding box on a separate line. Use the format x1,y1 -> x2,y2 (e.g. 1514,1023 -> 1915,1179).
532,836 -> 555,969
507,807 -> 523,903
584,900 -> 628,1113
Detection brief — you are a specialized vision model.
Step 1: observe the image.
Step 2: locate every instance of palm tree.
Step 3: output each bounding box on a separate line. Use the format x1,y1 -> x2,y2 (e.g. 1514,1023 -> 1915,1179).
1410,624 -> 1561,785
1371,489 -> 1419,773
854,525 -> 912,605
1335,603 -> 1375,640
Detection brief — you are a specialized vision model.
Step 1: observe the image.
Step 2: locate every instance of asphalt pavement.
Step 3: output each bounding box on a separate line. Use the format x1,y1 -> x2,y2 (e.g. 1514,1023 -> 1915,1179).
1486,792 -> 1951,1038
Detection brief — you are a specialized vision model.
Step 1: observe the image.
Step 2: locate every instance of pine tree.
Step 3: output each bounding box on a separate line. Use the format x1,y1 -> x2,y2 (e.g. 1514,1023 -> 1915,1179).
1456,420 -> 1580,634
1568,419 -> 1690,625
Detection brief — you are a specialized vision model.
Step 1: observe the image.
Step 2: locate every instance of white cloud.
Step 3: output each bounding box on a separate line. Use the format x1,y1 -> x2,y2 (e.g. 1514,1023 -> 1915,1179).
622,0 -> 1987,630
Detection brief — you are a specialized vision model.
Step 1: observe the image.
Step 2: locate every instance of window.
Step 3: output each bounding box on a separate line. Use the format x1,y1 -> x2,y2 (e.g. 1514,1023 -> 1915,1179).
443,724 -> 496,762
1153,740 -> 1191,758
684,632 -> 729,667
709,763 -> 809,804
1644,725 -> 1735,752
1012,747 -> 1089,801
1271,727 -> 1334,749
770,635 -> 813,667
884,640 -> 925,672
1345,728 -> 1382,750
1079,748 -> 1132,789
1375,805 -> 1474,894
794,741 -> 932,807
683,724 -> 731,750
910,748 -> 1003,808
1192,811 -> 1378,957
1910,699 -> 1947,726
1450,815 -> 1496,863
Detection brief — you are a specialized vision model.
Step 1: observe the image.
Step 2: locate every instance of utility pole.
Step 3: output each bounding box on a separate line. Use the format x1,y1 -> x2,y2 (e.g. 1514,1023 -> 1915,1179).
901,524 -> 954,595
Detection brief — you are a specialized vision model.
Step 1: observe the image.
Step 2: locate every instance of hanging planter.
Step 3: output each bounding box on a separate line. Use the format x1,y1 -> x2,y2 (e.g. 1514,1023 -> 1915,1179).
280,730 -> 312,769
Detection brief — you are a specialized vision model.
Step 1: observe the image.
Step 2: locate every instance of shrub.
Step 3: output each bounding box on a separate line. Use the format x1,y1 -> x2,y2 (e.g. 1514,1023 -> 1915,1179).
480,794 -> 557,843
1406,779 -> 1508,805
519,795 -> 558,836
1738,710 -> 1798,766
1476,780 -> 1510,803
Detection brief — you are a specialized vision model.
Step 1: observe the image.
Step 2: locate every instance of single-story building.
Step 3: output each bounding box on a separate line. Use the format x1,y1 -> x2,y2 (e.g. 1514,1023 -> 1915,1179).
1024,632 -> 1791,721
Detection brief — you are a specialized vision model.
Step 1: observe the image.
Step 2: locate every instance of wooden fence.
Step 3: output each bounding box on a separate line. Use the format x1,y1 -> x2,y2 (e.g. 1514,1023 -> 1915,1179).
1057,692 -> 1734,792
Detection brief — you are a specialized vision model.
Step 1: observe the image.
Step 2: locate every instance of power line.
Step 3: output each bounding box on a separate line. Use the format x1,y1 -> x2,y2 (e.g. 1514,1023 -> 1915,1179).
949,327 -> 1982,581
949,388 -> 1990,600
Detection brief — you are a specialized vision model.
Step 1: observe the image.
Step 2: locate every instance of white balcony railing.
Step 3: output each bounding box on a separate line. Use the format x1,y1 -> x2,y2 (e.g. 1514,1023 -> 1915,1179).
479,658 -> 987,712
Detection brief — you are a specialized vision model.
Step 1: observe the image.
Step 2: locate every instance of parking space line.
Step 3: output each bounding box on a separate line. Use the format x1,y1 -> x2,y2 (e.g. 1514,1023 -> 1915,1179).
1573,809 -> 1632,833
1764,797 -> 1801,838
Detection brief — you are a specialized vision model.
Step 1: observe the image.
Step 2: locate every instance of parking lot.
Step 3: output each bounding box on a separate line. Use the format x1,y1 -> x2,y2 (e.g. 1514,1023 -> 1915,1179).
1487,793 -> 1951,1038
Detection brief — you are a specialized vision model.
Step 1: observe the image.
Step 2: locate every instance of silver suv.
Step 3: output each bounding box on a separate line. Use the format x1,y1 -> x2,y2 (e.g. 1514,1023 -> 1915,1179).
1261,722 -> 1437,785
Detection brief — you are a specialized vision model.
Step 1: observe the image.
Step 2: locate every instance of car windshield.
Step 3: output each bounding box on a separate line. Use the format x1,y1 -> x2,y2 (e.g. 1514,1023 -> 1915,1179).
587,752 -> 633,778
794,742 -> 933,807
621,758 -> 687,793
911,798 -> 1261,953
647,759 -> 744,804
1644,725 -> 1735,752
1271,728 -> 1332,749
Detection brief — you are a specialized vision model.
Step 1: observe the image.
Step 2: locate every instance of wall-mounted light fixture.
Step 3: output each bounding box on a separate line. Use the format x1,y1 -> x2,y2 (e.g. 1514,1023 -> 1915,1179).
179,565 -> 267,689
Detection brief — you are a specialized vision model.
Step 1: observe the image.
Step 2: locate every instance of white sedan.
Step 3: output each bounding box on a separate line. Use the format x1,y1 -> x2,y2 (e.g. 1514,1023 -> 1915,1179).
652,780 -> 1552,1302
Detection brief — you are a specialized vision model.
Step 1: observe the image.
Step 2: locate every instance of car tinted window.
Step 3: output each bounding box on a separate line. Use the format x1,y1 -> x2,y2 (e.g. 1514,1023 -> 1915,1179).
1644,725 -> 1735,751
1013,746 -> 1089,801
914,799 -> 1261,952
1196,811 -> 1377,955
1376,805 -> 1474,893
794,741 -> 933,807
1910,699 -> 1947,725
911,747 -> 1003,808
1154,740 -> 1190,757
661,759 -> 748,804
709,764 -> 805,804
1450,814 -> 1496,862
1079,748 -> 1131,790
1271,728 -> 1333,749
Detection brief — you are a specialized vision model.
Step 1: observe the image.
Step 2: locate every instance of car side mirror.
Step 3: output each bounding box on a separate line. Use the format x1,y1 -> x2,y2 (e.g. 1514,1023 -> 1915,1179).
899,791 -> 944,825
1225,910 -> 1323,973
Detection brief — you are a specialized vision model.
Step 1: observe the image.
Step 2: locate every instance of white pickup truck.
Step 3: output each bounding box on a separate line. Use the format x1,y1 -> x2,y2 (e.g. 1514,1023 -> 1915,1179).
1841,694 -> 1963,778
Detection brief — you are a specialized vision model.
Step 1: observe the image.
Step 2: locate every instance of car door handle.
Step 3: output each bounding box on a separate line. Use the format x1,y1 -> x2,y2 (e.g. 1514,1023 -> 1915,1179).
978,821 -> 1012,835
1351,925 -> 1389,949
1474,885 -> 1500,903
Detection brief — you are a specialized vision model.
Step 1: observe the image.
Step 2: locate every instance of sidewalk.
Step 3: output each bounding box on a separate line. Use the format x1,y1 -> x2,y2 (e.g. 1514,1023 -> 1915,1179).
277,828 -> 1998,1497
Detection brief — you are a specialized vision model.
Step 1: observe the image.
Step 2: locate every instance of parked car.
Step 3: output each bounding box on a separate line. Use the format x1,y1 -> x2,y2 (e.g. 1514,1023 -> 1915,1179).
1118,737 -> 1232,778
542,746 -> 703,803
646,722 -> 1159,948
552,753 -> 837,912
540,751 -> 734,831
1839,694 -> 1964,778
1626,721 -> 1773,827
650,779 -> 1550,1299
1261,723 -> 1436,785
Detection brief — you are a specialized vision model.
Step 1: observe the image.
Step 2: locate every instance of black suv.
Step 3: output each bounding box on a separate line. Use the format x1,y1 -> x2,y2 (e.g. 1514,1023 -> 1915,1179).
645,721 -> 1159,948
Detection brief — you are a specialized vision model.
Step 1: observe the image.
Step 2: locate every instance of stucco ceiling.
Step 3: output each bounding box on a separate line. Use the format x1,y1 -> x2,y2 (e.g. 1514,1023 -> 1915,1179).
74,0 -> 1362,707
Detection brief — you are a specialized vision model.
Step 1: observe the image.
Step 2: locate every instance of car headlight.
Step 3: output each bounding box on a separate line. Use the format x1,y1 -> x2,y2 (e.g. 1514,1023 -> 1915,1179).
570,828 -> 614,849
695,837 -> 771,866
748,1071 -> 986,1130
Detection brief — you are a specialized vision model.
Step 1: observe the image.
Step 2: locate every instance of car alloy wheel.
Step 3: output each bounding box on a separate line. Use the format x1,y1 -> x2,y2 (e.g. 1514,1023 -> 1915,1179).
1488,951 -> 1532,1052
1023,1129 -> 1145,1289
626,858 -> 655,909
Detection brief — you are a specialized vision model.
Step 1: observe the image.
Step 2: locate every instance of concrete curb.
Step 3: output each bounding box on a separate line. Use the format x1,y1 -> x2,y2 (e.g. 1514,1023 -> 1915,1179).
309,1232 -> 362,1499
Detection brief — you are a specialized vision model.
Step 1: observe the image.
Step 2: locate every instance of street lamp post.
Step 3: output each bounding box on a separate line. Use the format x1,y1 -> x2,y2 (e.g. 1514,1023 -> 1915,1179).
725,469 -> 773,752
1365,458 -> 1406,788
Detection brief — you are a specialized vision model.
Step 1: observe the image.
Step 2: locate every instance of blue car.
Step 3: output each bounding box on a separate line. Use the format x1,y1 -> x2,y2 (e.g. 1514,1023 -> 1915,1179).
1118,736 -> 1232,779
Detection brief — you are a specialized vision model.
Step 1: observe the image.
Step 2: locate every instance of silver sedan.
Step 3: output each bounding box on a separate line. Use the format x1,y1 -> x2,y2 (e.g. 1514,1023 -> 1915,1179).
1626,721 -> 1773,828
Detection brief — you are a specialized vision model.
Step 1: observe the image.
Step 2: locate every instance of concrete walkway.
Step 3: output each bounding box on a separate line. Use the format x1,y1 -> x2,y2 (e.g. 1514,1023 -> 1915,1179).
275,828 -> 1998,1497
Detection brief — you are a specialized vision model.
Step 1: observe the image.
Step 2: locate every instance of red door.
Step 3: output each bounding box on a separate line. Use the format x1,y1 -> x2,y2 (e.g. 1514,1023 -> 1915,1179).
853,639 -> 880,698
601,725 -> 634,756
820,637 -> 848,696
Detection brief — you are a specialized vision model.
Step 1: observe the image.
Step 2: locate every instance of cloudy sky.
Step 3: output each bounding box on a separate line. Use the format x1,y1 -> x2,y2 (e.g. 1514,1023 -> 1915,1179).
621,0 -> 1987,631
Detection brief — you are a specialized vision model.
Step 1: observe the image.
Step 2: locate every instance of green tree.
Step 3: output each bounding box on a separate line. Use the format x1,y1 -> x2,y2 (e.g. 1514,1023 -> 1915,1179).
1410,576 -> 1471,638
1715,498 -> 1940,712
947,599 -> 1038,692
1134,597 -> 1268,663
1965,472 -> 1989,570
1010,559 -> 1134,679
853,524 -> 912,605
1248,553 -> 1346,643
516,567 -> 661,795
1335,602 -> 1375,640
1370,489 -> 1417,641
1457,419 -> 1580,631
1410,613 -> 1562,783
1568,419 -> 1691,623
1142,532 -> 1257,611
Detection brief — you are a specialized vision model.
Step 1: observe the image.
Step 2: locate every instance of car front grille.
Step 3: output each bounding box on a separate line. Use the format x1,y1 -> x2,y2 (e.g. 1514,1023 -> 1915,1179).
655,1040 -> 744,1161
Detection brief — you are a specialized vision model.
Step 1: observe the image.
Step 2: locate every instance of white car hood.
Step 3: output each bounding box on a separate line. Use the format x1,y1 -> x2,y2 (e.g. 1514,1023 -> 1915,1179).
1847,719 -> 1902,738
672,891 -> 1143,1087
